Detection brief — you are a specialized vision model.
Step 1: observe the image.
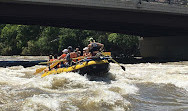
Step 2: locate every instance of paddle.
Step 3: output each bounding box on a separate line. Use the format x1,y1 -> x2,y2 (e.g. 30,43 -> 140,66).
34,62 -> 60,75
39,59 -> 66,65
101,52 -> 125,71
109,57 -> 126,71
34,59 -> 65,74
34,67 -> 47,75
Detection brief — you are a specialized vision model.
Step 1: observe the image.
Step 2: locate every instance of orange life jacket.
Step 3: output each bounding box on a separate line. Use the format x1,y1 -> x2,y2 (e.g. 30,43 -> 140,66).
70,52 -> 77,62
77,56 -> 83,61
60,54 -> 66,64
48,59 -> 54,65
61,54 -> 67,59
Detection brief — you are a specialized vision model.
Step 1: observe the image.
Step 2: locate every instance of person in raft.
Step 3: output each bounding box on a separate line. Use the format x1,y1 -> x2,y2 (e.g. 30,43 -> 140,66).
58,49 -> 68,68
83,47 -> 92,58
53,54 -> 60,69
44,55 -> 54,72
65,46 -> 78,66
87,37 -> 104,56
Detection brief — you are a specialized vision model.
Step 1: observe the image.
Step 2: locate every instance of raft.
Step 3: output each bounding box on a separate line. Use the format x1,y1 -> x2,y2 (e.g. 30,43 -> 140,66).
41,59 -> 110,77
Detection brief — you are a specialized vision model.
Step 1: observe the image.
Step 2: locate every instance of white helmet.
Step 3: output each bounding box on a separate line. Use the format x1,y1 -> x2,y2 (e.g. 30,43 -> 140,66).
62,49 -> 68,53
83,47 -> 88,51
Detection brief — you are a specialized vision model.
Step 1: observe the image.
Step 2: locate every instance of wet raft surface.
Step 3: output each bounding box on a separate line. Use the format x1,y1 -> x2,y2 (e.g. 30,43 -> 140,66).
0,56 -> 188,111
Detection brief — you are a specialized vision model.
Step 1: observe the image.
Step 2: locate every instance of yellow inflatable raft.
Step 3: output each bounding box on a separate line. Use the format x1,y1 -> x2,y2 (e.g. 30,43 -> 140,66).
41,59 -> 109,77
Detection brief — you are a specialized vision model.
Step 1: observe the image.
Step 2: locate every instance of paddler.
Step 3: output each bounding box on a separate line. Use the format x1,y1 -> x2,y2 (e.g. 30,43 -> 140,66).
48,55 -> 53,64
59,49 -> 68,60
48,55 -> 53,70
88,37 -> 104,56
74,47 -> 81,57
58,49 -> 68,68
83,47 -> 92,57
53,54 -> 60,69
65,46 -> 78,66
44,55 -> 53,72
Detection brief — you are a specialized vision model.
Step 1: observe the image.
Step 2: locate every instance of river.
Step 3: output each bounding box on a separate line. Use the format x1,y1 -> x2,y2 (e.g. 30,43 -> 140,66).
0,56 -> 187,111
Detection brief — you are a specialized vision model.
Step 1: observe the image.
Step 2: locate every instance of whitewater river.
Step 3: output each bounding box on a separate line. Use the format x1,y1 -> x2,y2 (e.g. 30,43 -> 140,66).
0,56 -> 187,111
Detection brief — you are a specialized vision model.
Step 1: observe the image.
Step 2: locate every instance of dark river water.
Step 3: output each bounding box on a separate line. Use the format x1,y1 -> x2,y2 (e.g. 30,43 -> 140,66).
0,56 -> 187,111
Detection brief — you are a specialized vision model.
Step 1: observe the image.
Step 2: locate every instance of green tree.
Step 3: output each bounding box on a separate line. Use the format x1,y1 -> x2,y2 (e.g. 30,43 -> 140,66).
35,27 -> 60,55
58,28 -> 87,52
108,33 -> 139,57
16,25 -> 41,54
0,24 -> 139,57
0,24 -> 6,35
21,40 -> 39,55
0,24 -> 18,55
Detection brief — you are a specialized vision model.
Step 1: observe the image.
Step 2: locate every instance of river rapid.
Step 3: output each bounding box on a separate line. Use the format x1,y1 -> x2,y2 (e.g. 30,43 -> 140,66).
0,56 -> 187,111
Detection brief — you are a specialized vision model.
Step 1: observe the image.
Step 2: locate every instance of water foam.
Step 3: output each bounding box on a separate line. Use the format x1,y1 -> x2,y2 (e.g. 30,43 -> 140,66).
124,62 -> 188,91
1,61 -> 187,110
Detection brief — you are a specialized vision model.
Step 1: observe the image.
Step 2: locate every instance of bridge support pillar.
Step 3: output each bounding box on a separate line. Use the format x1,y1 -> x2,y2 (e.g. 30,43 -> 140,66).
139,37 -> 188,60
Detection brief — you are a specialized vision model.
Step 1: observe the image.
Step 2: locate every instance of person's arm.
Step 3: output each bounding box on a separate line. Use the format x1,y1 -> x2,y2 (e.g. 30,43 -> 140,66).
88,52 -> 92,57
88,44 -> 91,51
58,55 -> 62,60
97,43 -> 104,51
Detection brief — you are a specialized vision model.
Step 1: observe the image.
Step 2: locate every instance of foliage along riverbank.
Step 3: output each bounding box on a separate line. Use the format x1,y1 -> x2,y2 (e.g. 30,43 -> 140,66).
0,24 -> 139,57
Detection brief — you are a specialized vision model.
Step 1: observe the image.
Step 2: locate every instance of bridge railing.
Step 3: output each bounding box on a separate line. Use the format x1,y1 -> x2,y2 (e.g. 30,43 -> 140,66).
141,0 -> 187,5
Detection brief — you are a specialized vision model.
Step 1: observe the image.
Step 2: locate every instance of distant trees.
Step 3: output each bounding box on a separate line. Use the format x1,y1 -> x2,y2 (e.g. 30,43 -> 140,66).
108,33 -> 139,57
0,24 -> 18,55
0,24 -> 140,57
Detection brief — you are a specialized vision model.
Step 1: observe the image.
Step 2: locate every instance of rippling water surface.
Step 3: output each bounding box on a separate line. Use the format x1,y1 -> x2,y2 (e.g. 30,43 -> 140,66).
0,57 -> 188,111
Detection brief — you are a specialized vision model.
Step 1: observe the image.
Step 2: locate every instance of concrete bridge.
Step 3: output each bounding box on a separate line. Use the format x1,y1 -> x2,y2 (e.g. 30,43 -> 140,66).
0,0 -> 188,59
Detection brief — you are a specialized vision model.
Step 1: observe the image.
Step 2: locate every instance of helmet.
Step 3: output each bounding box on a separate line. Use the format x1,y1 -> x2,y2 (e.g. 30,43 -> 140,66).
62,49 -> 68,53
67,46 -> 72,49
83,47 -> 88,51
88,37 -> 94,42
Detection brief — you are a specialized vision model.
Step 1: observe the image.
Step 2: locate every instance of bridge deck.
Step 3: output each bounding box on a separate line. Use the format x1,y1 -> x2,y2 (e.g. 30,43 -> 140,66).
0,0 -> 188,36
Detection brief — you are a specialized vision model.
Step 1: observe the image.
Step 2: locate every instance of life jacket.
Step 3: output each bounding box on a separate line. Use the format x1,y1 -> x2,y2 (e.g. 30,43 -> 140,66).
48,59 -> 54,65
60,54 -> 67,64
70,52 -> 77,62
61,54 -> 67,59
77,56 -> 83,61
90,43 -> 99,53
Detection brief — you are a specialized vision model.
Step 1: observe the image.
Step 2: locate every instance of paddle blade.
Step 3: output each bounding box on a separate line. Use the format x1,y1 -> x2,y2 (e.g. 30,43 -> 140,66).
102,52 -> 111,56
41,72 -> 48,77
34,67 -> 46,74
121,66 -> 126,71
50,61 -> 60,69
35,61 -> 60,75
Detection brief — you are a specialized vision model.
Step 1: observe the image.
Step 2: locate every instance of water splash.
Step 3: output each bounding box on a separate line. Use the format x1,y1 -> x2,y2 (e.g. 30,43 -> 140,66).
0,60 -> 188,111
